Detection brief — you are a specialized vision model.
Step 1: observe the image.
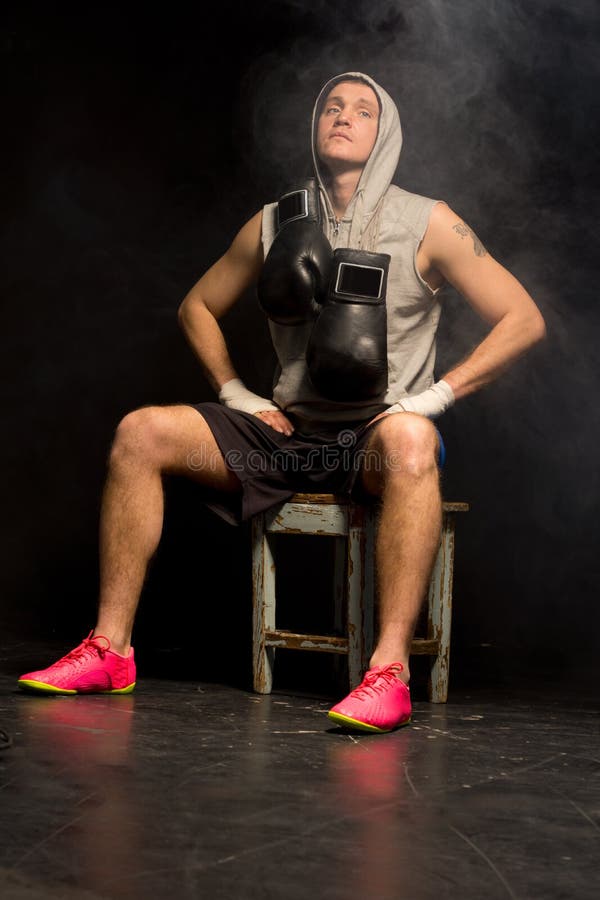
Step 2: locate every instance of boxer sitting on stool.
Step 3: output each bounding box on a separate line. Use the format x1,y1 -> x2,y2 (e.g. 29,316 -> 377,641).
19,73 -> 545,733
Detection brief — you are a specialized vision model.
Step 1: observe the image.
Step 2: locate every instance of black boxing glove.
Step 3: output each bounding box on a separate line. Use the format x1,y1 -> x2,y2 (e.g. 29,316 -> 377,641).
306,249 -> 390,402
257,178 -> 333,326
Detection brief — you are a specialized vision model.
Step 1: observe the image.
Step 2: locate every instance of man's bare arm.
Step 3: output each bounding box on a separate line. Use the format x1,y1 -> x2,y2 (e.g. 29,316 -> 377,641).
178,211 -> 264,392
178,211 -> 293,434
422,202 -> 546,401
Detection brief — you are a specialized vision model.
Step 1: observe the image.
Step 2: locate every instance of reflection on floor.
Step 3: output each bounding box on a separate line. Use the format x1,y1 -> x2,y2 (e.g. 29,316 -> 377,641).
0,640 -> 598,900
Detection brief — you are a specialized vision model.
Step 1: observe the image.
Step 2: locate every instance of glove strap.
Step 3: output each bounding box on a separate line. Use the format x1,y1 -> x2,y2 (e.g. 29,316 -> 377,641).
276,177 -> 321,231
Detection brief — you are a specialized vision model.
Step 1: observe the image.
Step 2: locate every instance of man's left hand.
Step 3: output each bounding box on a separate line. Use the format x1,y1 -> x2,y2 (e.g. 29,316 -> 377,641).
254,410 -> 295,436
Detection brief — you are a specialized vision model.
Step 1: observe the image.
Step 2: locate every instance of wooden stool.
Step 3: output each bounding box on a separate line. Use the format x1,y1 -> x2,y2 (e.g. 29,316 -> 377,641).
251,493 -> 468,703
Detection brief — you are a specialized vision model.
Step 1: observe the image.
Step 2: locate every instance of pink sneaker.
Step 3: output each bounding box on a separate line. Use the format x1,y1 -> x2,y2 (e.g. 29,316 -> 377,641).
18,632 -> 136,695
328,663 -> 411,733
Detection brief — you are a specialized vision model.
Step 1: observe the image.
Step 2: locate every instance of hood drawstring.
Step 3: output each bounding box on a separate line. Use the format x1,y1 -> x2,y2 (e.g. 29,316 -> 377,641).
348,190 -> 364,249
321,187 -> 384,251
358,195 -> 384,252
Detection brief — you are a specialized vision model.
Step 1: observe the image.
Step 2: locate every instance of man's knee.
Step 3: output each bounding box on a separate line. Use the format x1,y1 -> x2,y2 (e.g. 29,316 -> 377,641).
110,406 -> 174,469
367,413 -> 440,481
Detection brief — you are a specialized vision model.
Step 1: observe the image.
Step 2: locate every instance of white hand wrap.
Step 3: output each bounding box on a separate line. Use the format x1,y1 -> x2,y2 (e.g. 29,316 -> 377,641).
218,378 -> 279,415
386,379 -> 455,420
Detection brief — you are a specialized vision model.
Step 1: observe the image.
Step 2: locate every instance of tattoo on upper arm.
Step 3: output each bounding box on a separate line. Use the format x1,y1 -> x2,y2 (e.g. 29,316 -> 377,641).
452,221 -> 487,257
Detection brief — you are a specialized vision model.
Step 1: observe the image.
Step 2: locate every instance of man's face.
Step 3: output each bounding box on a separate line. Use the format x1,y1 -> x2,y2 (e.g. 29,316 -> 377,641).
316,81 -> 380,174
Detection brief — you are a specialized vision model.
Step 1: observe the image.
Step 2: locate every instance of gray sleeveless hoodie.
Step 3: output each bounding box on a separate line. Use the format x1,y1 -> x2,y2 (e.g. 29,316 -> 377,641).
261,72 -> 442,428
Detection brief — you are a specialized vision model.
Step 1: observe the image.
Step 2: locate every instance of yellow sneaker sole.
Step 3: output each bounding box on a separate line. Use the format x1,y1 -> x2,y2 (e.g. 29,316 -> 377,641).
327,711 -> 410,733
17,679 -> 136,695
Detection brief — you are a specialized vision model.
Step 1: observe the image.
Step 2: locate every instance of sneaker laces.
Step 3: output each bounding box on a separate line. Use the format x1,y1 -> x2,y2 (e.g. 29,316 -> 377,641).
61,631 -> 111,665
351,663 -> 405,700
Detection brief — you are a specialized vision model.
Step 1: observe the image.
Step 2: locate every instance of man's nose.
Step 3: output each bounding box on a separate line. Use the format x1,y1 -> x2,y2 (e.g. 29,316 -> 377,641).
334,108 -> 351,125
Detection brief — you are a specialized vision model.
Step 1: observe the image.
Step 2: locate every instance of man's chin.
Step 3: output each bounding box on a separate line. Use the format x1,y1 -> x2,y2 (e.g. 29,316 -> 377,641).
318,154 -> 364,176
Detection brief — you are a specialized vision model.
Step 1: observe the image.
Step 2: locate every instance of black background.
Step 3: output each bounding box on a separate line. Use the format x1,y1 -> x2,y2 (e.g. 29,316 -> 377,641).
2,1 -> 599,690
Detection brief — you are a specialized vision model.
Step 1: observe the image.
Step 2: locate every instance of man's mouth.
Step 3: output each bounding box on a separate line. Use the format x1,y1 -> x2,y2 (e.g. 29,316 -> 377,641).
330,131 -> 351,141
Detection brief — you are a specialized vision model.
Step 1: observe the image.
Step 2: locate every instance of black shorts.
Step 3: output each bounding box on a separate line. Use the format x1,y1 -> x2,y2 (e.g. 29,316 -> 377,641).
187,402 -> 445,526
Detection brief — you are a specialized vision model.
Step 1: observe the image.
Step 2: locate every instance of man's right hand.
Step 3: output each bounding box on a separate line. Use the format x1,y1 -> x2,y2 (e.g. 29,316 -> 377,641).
218,379 -> 294,435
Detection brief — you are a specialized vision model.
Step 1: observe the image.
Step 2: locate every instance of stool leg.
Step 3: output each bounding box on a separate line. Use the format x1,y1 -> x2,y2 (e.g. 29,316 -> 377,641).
347,504 -> 370,688
363,505 -> 376,669
252,515 -> 276,693
427,513 -> 455,703
333,537 -> 346,636
332,536 -> 347,687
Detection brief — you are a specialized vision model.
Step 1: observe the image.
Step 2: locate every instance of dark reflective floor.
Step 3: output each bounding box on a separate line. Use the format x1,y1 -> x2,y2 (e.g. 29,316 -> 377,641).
1,640 -> 599,900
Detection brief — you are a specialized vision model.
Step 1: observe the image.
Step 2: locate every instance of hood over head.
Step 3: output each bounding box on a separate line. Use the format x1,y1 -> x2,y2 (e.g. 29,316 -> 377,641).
311,72 -> 402,248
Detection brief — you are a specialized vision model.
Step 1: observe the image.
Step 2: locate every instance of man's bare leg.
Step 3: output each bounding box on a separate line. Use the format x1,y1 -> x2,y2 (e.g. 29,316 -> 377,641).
94,405 -> 240,655
360,413 -> 442,684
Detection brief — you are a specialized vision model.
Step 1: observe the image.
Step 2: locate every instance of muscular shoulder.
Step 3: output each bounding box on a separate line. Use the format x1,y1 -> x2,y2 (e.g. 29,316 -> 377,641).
419,202 -> 492,279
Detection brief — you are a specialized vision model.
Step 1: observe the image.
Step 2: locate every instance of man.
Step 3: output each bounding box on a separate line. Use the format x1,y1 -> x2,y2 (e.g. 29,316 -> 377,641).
18,73 -> 545,733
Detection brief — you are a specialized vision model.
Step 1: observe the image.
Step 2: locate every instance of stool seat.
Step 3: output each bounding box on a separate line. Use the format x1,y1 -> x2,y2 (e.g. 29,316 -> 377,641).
251,493 -> 468,702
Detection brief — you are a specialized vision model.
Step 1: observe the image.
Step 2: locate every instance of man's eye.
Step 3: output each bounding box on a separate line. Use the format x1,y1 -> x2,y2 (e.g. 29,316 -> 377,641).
359,110 -> 372,118
326,106 -> 340,114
